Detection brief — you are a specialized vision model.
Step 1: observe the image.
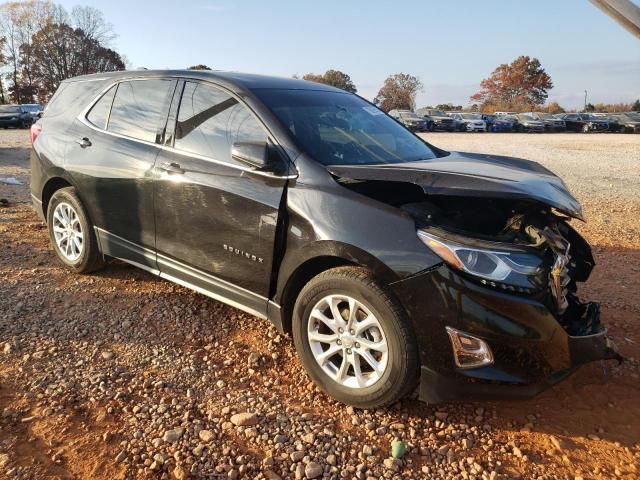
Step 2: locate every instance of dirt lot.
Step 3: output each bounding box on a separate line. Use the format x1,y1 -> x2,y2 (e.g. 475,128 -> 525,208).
1,129 -> 639,479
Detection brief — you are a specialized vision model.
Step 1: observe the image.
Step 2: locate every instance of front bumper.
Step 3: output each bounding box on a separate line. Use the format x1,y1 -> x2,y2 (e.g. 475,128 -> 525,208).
391,266 -> 621,403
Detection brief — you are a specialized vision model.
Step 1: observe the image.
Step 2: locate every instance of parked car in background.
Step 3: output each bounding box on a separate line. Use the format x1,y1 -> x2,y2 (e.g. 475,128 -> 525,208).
525,112 -> 566,132
0,104 -> 33,128
599,115 -> 625,133
21,103 -> 44,122
30,69 -> 620,407
487,114 -> 515,132
494,111 -> 518,116
609,112 -> 640,133
449,113 -> 486,132
556,113 -> 609,133
416,108 -> 456,131
388,109 -> 431,132
508,114 -> 545,132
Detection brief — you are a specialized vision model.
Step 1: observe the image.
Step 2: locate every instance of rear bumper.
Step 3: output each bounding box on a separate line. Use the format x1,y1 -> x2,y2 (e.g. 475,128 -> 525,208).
391,266 -> 621,403
32,194 -> 45,221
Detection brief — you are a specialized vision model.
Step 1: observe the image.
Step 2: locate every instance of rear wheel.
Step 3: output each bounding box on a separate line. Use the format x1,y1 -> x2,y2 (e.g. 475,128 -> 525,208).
47,187 -> 104,273
292,267 -> 418,408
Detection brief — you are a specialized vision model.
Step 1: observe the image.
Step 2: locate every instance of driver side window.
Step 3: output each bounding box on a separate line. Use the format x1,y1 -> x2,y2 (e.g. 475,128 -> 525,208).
175,81 -> 268,165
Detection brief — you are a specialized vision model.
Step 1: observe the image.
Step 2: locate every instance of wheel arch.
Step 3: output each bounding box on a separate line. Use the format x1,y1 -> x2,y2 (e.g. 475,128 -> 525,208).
42,176 -> 74,219
276,241 -> 400,335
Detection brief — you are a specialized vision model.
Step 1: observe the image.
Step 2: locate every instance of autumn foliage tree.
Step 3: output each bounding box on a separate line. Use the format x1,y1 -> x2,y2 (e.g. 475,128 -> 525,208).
544,101 -> 565,114
0,1 -> 125,103
374,73 -> 423,112
471,56 -> 553,112
188,64 -> 212,70
26,21 -> 124,99
302,69 -> 357,93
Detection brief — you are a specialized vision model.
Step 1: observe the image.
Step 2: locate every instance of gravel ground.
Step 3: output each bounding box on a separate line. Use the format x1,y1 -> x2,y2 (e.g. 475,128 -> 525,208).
1,129 -> 639,479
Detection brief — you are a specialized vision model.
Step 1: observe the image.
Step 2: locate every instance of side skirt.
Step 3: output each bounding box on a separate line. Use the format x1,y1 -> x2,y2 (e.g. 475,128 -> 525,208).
95,227 -> 285,328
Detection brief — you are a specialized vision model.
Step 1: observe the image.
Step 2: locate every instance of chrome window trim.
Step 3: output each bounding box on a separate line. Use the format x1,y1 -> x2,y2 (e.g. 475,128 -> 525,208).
76,76 -> 298,180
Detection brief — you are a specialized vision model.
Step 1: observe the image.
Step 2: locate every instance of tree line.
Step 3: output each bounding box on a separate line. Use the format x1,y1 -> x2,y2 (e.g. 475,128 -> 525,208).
0,0 -> 125,104
294,56 -> 639,113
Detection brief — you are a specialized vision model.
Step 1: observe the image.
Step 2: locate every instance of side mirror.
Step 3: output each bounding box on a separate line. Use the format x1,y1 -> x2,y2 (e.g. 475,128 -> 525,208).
231,141 -> 267,168
231,141 -> 287,176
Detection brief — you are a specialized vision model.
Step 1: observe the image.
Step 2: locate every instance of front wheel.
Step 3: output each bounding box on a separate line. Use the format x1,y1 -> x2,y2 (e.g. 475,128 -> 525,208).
292,267 -> 418,408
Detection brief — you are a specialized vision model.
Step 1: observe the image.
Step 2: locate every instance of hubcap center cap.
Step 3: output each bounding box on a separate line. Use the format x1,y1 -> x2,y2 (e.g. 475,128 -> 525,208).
340,335 -> 355,349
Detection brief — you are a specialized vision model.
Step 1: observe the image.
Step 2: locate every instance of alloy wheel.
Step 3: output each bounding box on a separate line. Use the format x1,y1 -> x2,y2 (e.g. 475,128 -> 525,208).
307,294 -> 389,389
52,202 -> 84,261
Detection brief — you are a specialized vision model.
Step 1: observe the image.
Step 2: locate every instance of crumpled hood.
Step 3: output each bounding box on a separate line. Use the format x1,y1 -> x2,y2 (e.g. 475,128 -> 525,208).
327,151 -> 585,220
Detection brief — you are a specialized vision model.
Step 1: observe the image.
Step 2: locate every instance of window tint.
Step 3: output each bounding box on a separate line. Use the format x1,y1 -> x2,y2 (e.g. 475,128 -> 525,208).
44,80 -> 104,119
86,85 -> 116,130
256,88 -> 438,166
108,79 -> 173,142
175,81 -> 268,162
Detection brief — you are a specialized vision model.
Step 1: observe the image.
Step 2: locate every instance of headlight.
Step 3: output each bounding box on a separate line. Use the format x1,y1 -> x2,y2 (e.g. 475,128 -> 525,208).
418,230 -> 543,287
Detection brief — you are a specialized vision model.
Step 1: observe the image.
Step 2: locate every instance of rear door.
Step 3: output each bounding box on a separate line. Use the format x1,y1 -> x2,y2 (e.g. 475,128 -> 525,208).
153,80 -> 289,317
66,78 -> 176,270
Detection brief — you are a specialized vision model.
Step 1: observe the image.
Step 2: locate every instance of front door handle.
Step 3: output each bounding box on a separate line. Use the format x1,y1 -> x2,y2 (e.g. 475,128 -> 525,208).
75,137 -> 91,148
159,162 -> 185,175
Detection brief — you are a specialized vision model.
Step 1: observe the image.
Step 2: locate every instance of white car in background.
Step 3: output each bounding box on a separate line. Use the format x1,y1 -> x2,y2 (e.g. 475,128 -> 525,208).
449,113 -> 487,132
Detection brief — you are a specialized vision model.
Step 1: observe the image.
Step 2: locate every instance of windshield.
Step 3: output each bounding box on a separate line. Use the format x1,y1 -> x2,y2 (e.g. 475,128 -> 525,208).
460,113 -> 481,120
255,89 -> 438,165
21,104 -> 41,112
399,112 -> 422,120
428,110 -> 447,116
0,106 -> 20,114
537,113 -> 554,119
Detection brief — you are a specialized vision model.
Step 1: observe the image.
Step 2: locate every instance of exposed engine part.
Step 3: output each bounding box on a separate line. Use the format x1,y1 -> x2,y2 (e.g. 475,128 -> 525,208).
538,226 -> 572,314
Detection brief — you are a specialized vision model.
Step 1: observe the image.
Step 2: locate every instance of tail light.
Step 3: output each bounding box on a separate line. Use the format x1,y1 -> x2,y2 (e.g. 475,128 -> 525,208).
30,123 -> 42,144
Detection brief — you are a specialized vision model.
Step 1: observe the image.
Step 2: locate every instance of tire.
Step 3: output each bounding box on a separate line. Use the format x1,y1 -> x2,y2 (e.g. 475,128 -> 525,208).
47,187 -> 104,273
292,266 -> 419,408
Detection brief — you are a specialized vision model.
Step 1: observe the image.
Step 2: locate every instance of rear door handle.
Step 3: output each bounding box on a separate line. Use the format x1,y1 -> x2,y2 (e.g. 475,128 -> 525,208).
159,162 -> 185,175
75,137 -> 91,148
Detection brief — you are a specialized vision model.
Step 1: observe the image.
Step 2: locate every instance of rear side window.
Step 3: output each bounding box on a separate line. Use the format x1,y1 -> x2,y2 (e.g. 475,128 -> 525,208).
45,80 -> 108,119
86,85 -> 116,130
175,81 -> 268,163
108,79 -> 173,143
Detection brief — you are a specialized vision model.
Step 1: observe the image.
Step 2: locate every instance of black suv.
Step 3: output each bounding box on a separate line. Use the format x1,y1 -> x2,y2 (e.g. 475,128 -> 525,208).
30,71 -> 620,407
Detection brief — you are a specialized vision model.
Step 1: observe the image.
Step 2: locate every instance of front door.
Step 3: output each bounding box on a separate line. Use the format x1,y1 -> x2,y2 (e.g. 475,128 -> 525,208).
154,80 -> 288,317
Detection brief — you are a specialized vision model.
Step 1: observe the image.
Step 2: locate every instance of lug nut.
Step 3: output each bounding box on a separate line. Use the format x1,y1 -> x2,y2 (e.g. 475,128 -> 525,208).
346,348 -> 352,354
349,329 -> 355,335
338,327 -> 344,333
354,342 -> 360,348
336,339 -> 342,345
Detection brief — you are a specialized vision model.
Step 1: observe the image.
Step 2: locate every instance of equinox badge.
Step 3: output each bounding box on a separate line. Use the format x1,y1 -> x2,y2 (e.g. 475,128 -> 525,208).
223,244 -> 264,263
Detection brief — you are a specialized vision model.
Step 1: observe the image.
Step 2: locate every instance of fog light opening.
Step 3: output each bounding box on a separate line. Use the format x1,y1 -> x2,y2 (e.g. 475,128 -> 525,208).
445,327 -> 494,369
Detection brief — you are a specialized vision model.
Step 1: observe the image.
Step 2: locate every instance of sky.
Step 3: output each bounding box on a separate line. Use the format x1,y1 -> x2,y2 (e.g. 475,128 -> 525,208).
57,0 -> 640,109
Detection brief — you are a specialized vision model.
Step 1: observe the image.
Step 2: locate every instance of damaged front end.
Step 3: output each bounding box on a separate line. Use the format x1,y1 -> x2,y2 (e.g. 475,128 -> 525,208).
329,154 -> 622,400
